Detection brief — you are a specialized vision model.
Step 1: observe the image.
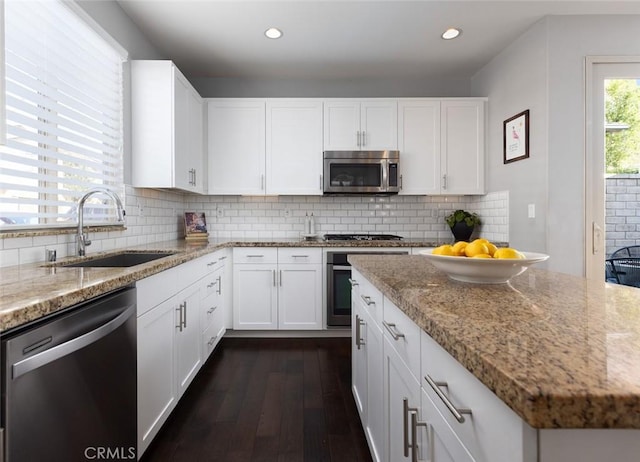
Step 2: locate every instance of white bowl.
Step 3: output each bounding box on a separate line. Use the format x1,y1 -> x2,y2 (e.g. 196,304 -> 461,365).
418,250 -> 549,284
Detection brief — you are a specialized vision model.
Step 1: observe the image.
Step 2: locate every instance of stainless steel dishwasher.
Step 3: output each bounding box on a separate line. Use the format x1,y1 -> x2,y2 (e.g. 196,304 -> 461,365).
1,286 -> 137,462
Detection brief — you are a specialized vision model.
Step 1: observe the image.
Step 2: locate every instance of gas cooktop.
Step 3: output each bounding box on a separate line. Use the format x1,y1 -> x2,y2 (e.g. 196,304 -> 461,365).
323,233 -> 403,241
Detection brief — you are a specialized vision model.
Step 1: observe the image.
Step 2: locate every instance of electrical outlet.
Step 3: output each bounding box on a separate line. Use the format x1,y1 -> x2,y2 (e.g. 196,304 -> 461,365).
284,208 -> 291,218
216,207 -> 224,218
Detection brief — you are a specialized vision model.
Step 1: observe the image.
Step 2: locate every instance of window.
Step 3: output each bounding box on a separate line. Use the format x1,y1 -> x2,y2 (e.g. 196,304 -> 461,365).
0,0 -> 127,229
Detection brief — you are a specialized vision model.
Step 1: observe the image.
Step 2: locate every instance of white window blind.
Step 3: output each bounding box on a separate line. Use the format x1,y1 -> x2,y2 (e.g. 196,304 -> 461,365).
0,0 -> 127,228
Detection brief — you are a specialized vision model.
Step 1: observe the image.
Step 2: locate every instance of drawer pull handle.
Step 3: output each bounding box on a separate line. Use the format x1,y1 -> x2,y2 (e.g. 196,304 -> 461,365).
424,375 -> 471,423
355,314 -> 365,350
246,254 -> 264,258
207,281 -> 217,289
208,336 -> 217,346
291,255 -> 309,258
207,306 -> 217,314
218,256 -> 227,261
348,278 -> 359,287
382,321 -> 405,340
410,411 -> 428,462
360,295 -> 375,306
207,261 -> 216,267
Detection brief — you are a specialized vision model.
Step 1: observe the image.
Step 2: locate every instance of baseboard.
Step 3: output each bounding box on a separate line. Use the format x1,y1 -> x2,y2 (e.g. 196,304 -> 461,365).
224,328 -> 351,338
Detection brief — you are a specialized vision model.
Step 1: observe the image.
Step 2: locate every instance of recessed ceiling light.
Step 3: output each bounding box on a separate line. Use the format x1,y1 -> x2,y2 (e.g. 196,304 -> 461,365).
441,28 -> 462,40
265,27 -> 283,39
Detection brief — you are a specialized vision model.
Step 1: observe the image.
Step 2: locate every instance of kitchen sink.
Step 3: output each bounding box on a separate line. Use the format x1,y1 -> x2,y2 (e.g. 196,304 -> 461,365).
60,251 -> 177,268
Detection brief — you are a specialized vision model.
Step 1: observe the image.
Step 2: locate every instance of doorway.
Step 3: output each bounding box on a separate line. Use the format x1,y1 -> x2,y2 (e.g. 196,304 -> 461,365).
585,58 -> 640,281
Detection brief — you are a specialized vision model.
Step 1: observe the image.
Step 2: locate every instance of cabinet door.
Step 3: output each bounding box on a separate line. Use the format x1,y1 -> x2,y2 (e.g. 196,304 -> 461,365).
278,263 -> 322,329
208,99 -> 266,194
361,100 -> 398,150
441,100 -> 485,195
266,100 -> 323,195
366,312 -> 385,462
398,100 -> 441,195
384,336 -> 423,462
324,101 -> 361,150
175,284 -> 202,397
173,70 -> 191,191
187,88 -> 204,193
352,301 -> 368,419
137,296 -> 177,456
233,264 -> 278,329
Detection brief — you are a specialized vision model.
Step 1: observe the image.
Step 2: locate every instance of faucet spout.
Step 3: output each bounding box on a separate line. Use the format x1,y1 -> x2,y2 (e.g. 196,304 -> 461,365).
76,187 -> 126,256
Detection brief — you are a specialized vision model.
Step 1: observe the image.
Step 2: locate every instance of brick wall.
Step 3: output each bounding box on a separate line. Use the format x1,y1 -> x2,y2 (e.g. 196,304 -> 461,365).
606,174 -> 640,257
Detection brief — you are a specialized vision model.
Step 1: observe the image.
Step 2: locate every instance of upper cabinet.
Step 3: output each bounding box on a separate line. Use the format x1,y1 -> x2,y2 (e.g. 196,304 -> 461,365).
131,60 -> 205,194
266,99 -> 323,195
207,99 -> 266,195
323,100 -> 398,151
207,99 -> 323,195
440,99 -> 485,195
398,98 -> 485,196
0,1 -> 6,146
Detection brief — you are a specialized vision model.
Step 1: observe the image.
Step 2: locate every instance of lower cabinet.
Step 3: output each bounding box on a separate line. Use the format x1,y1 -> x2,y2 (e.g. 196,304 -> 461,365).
233,247 -> 322,330
175,283 -> 202,397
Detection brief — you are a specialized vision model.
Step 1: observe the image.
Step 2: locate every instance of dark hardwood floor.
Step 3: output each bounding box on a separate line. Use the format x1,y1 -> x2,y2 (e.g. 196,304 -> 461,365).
140,337 -> 373,462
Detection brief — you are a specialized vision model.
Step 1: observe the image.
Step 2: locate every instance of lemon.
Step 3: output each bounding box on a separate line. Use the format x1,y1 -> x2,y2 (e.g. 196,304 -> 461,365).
464,241 -> 490,257
432,245 -> 456,256
486,242 -> 498,257
471,254 -> 492,259
493,247 -> 524,259
451,241 -> 468,256
472,238 -> 490,245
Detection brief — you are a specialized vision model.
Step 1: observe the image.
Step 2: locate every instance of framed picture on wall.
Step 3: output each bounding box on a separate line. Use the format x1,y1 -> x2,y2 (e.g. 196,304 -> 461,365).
503,109 -> 530,164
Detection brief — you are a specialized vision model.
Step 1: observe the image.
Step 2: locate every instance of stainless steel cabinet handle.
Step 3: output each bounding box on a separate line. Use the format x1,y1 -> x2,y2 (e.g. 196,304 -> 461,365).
382,321 -> 405,340
442,174 -> 447,190
207,281 -> 217,289
207,336 -> 216,346
403,398 -> 411,457
12,303 -> 136,379
273,270 -> 276,287
246,254 -> 264,258
193,169 -> 196,187
279,270 -> 282,287
361,130 -> 366,147
183,300 -> 187,329
348,278 -> 359,287
176,303 -> 184,332
360,295 -> 375,306
400,174 -> 403,190
261,174 -> 265,190
207,306 -> 217,314
207,261 -> 216,267
357,130 -> 361,147
410,411 -> 428,462
320,174 -> 323,189
291,255 -> 309,258
355,314 -> 365,350
217,275 -> 222,295
218,255 -> 227,261
424,375 -> 471,423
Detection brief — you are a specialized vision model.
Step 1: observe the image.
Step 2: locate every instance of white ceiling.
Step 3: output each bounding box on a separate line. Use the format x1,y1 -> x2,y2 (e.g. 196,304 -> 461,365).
116,0 -> 640,81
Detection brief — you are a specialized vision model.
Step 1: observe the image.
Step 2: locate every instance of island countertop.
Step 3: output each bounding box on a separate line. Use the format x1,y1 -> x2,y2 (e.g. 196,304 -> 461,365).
348,254 -> 640,429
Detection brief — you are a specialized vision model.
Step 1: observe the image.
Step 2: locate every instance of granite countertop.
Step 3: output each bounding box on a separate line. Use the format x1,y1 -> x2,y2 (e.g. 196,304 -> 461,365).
0,237 -> 444,334
348,254 -> 640,429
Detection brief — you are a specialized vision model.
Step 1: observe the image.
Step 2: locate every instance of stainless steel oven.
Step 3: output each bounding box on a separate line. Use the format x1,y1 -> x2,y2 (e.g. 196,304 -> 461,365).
323,150 -> 400,194
326,239 -> 408,326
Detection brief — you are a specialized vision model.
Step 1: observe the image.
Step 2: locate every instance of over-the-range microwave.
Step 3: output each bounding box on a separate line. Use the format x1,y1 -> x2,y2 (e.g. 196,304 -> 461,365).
323,150 -> 400,194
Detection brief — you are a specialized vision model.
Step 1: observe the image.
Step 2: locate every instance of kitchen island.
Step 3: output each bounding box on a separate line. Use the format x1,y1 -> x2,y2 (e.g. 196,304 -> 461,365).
348,254 -> 640,462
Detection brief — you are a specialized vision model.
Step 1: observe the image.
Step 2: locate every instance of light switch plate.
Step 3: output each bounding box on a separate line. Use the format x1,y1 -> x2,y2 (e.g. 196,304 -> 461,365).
528,204 -> 535,218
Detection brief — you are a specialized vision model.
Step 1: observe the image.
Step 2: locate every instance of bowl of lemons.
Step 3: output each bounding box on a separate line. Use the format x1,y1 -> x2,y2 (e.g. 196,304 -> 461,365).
419,239 -> 549,284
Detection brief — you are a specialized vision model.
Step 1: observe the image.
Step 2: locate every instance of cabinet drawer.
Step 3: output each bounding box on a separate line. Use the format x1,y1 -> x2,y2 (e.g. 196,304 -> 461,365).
234,247 -> 278,264
421,331 -> 532,462
201,292 -> 220,332
202,318 -> 224,360
136,266 -> 178,316
201,269 -> 222,298
382,297 -> 421,381
278,247 -> 322,264
356,274 -> 384,324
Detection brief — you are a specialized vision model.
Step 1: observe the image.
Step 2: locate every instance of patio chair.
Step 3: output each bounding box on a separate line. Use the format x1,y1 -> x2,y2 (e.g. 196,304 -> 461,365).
608,257 -> 640,288
610,245 -> 640,258
605,259 -> 620,283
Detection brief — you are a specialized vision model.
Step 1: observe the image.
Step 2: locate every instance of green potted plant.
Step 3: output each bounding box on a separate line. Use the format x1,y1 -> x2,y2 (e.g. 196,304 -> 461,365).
445,209 -> 481,242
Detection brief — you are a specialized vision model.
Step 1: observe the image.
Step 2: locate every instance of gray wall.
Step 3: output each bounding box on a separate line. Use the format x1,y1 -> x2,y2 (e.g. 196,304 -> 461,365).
472,15 -> 640,276
191,77 -> 471,98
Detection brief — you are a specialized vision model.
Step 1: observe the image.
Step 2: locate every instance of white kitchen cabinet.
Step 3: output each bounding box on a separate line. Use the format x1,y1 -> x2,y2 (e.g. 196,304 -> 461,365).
137,294 -> 177,456
397,98 -> 485,196
266,99 -> 323,195
440,99 -> 485,195
175,283 -> 202,397
324,100 -> 398,151
233,248 -> 322,330
352,289 -> 368,418
207,99 -> 266,195
131,60 -> 204,193
383,334 -> 424,462
0,1 -> 5,146
397,100 -> 441,195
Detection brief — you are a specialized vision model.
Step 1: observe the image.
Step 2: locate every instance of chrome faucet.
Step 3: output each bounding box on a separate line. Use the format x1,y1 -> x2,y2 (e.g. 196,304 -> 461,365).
76,187 -> 126,256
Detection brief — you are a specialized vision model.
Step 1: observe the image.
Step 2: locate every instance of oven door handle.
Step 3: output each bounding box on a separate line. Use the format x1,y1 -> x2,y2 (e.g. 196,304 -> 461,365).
331,265 -> 352,271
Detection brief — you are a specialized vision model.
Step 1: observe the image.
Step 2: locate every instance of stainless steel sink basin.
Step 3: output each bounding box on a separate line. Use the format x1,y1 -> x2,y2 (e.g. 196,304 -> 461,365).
60,251 -> 177,268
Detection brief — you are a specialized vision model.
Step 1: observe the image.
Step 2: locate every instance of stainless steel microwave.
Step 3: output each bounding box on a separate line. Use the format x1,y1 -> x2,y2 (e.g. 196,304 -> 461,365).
323,151 -> 400,194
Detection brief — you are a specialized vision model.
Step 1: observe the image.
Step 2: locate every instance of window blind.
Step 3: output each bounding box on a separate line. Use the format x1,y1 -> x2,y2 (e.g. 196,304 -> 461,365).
0,0 -> 127,228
